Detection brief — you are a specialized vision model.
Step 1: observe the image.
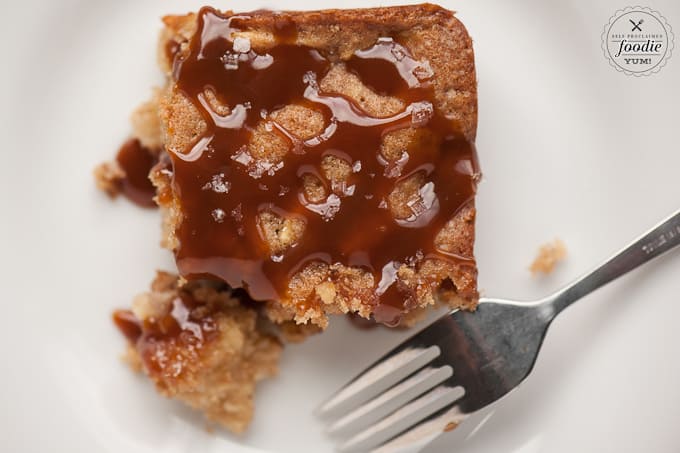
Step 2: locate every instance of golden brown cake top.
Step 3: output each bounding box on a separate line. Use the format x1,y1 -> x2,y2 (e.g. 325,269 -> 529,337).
160,5 -> 479,325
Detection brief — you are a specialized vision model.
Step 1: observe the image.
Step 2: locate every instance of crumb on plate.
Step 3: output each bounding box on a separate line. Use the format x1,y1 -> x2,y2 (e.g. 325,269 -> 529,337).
530,238 -> 567,275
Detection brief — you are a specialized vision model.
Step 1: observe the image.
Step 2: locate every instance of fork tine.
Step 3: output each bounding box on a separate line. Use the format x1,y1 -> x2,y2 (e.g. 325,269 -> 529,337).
370,404 -> 468,453
327,365 -> 453,436
337,384 -> 465,453
317,345 -> 441,417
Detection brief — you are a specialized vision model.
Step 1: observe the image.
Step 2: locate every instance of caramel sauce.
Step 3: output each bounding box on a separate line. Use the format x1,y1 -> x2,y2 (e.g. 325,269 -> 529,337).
167,8 -> 478,324
114,295 -> 220,375
115,138 -> 158,208
112,309 -> 142,343
347,313 -> 379,330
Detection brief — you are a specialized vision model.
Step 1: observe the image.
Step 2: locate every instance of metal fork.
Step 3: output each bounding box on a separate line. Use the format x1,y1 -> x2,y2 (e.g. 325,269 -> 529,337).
318,209 -> 680,453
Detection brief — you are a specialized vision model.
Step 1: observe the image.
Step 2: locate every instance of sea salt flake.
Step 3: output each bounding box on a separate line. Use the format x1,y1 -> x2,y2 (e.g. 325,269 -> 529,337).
411,101 -> 434,126
232,37 -> 251,53
231,204 -> 243,222
412,61 -> 434,81
202,173 -> 231,193
231,147 -> 253,166
221,51 -> 239,70
391,47 -> 406,61
211,208 -> 226,223
252,54 -> 274,70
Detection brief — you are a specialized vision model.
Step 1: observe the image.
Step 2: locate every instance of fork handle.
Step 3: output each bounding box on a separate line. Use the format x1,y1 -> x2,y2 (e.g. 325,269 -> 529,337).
548,208 -> 680,315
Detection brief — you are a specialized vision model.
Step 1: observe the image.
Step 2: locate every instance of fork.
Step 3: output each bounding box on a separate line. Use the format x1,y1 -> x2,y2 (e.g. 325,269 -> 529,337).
318,208 -> 680,453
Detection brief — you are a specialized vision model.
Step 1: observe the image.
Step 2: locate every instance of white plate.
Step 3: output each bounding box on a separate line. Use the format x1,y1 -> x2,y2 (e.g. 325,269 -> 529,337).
2,0 -> 679,452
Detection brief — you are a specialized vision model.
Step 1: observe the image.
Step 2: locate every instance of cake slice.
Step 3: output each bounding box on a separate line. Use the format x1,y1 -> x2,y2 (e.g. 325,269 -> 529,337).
102,3 -> 480,433
155,4 -> 480,329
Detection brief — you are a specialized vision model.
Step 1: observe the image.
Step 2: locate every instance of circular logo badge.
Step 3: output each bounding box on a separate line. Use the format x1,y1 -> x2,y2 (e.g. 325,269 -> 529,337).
602,7 -> 674,76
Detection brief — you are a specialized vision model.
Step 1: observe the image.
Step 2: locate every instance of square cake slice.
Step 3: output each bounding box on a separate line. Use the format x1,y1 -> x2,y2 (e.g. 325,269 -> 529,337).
154,4 -> 480,328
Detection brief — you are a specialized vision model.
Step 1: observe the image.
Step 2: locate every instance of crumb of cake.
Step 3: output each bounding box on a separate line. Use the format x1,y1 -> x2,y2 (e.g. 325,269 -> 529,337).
95,138 -> 159,208
443,421 -> 459,432
530,239 -> 567,275
278,320 -> 323,343
93,160 -> 124,197
120,344 -> 143,372
96,91 -> 163,205
399,306 -> 429,327
149,163 -> 181,250
130,90 -> 163,150
115,272 -> 283,433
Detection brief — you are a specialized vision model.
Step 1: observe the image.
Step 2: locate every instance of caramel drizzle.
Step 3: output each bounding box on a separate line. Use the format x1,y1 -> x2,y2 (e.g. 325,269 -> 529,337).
167,8 -> 479,324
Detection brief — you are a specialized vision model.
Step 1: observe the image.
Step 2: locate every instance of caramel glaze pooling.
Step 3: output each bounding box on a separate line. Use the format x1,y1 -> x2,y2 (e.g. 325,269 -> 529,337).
168,8 -> 479,325
113,292 -> 220,376
116,138 -> 158,208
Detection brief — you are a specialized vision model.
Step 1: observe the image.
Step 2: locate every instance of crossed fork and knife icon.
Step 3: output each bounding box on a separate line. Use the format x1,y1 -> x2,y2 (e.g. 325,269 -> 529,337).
629,18 -> 644,32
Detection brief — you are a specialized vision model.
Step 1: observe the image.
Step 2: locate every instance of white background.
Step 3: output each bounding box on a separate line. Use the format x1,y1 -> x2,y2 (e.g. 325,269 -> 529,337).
1,0 -> 679,452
